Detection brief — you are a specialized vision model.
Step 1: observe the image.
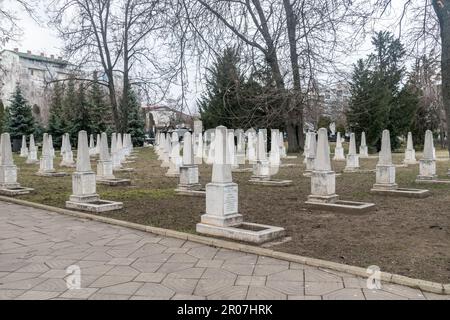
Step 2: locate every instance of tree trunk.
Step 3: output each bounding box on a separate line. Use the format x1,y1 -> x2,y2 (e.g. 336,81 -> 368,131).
283,0 -> 304,153
433,0 -> 450,153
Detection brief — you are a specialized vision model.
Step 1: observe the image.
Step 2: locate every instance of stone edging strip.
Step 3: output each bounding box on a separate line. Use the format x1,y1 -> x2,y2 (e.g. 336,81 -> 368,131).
0,195 -> 448,296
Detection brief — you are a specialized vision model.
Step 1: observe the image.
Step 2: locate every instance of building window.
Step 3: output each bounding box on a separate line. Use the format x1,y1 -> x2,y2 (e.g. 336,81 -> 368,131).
30,69 -> 34,76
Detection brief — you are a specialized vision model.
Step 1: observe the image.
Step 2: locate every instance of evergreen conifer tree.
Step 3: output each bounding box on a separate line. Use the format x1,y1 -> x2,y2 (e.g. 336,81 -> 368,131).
123,88 -> 145,146
48,82 -> 66,146
6,83 -> 35,140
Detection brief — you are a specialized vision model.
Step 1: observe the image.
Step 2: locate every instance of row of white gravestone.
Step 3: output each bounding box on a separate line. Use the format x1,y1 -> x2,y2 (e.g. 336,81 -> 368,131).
194,126 -> 285,243
305,130 -> 439,175
65,130 -> 123,212
0,133 -> 34,195
155,127 -> 287,171
304,131 -> 369,164
306,128 -> 441,204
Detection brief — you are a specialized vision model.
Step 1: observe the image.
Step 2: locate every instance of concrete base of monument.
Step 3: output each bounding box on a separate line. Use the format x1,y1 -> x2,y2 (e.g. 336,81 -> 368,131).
66,199 -> 123,213
280,163 -> 298,167
305,199 -> 375,214
0,186 -> 34,196
35,171 -> 69,177
394,164 -> 408,168
60,163 -> 76,168
96,178 -> 131,186
175,183 -> 205,196
415,176 -> 450,184
343,168 -> 375,173
303,172 -> 342,177
403,161 -> 417,165
370,187 -> 430,198
122,160 -> 135,164
175,187 -> 206,197
165,172 -> 180,178
113,167 -> 134,172
284,155 -> 297,159
232,167 -> 253,173
248,177 -> 292,186
196,222 -> 285,244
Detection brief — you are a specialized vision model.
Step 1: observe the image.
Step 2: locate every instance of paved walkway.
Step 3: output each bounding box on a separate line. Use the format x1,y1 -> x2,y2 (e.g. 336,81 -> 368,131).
0,201 -> 446,300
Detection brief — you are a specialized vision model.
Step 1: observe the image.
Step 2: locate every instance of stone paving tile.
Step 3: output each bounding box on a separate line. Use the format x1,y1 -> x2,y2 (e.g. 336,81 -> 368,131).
0,201 -> 446,300
162,278 -> 198,295
158,237 -> 186,248
380,283 -> 426,299
267,269 -> 304,282
59,288 -> 98,299
247,286 -> 286,300
322,288 -> 365,300
0,289 -> 25,300
187,246 -> 219,260
105,266 -> 140,277
363,289 -> 408,300
0,277 -> 48,290
343,277 -> 368,289
304,281 -> 344,296
235,276 -> 266,286
257,256 -> 290,266
253,264 -> 289,276
134,273 -> 166,283
32,278 -> 68,292
266,280 -> 304,295
196,259 -> 224,268
157,262 -> 196,274
15,290 -> 61,300
89,275 -> 136,288
171,294 -> 206,300
106,258 -> 137,266
166,268 -> 205,279
288,295 -> 322,300
88,293 -> 131,300
134,283 -> 175,299
96,282 -> 143,296
195,279 -> 236,296
0,272 -> 42,283
222,263 -> 255,276
208,285 -> 248,300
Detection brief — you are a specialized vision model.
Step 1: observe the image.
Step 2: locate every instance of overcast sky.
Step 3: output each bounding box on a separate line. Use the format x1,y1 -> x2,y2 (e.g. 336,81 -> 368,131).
3,0 -> 419,114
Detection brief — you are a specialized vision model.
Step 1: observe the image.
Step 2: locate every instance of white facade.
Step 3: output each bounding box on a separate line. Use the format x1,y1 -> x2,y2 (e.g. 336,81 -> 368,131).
0,49 -> 71,123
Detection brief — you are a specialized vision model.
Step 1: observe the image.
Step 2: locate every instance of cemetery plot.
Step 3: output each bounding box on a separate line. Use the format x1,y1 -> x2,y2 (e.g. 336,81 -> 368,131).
10,146 -> 450,283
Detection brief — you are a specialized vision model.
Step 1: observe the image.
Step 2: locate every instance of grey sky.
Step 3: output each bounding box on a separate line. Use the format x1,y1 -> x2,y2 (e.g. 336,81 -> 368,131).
3,0 -> 422,114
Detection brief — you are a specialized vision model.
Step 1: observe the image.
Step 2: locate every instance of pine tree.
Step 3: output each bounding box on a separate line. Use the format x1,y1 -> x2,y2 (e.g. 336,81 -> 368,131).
6,83 -> 35,140
63,76 -> 77,130
347,31 -> 418,151
123,88 -> 145,146
0,99 -> 4,133
89,72 -> 111,134
69,82 -> 93,138
48,82 -> 66,147
198,47 -> 246,128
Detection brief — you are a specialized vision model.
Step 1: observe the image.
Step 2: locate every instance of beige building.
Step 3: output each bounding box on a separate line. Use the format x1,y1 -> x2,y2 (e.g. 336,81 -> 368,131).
0,48 -> 71,123
142,105 -> 194,133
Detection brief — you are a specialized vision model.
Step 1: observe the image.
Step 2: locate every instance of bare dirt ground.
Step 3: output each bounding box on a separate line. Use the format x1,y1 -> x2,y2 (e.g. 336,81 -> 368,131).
14,146 -> 450,283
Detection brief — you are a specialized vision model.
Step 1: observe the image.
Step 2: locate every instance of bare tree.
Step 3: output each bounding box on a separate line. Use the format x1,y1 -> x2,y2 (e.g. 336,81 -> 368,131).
0,0 -> 37,47
372,0 -> 450,151
175,0 -> 374,152
48,0 -> 176,132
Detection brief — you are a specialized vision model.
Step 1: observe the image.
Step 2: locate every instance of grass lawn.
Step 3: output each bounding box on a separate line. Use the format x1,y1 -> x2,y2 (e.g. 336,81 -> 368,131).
10,145 -> 450,283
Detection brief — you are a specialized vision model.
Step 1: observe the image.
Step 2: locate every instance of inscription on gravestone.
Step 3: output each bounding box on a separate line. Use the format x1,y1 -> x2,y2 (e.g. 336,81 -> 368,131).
223,185 -> 238,215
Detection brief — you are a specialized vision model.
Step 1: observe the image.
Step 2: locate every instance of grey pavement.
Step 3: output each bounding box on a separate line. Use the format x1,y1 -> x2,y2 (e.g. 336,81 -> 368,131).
0,201 -> 447,300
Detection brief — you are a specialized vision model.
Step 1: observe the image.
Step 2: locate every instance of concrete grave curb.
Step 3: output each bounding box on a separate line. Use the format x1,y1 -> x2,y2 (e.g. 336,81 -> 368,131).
0,195 -> 448,296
